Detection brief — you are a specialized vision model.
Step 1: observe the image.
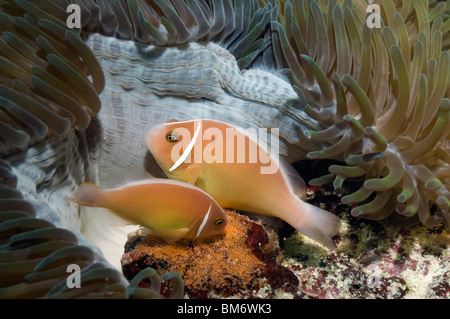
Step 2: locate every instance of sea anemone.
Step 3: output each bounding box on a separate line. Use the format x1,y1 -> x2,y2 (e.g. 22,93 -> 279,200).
0,159 -> 122,298
0,158 -> 182,298
0,0 -> 448,299
0,0 -> 104,156
124,267 -> 184,299
265,0 -> 450,228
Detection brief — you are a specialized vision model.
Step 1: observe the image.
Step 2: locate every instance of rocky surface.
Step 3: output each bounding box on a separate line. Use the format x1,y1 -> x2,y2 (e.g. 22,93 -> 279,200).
121,211 -> 299,298
121,161 -> 449,299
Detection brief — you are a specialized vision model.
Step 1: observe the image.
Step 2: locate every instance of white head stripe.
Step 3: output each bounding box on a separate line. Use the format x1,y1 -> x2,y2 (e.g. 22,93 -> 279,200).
195,203 -> 212,238
169,121 -> 202,172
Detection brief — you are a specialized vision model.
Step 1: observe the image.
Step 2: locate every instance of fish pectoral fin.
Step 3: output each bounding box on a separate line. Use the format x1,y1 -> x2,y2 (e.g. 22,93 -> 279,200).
184,163 -> 206,185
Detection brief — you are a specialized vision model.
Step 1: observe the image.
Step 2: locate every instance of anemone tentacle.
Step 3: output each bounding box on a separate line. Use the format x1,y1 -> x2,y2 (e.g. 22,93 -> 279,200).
270,0 -> 450,227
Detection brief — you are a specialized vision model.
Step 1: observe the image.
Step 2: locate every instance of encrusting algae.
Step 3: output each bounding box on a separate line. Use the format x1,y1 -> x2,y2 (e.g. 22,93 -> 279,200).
121,210 -> 299,298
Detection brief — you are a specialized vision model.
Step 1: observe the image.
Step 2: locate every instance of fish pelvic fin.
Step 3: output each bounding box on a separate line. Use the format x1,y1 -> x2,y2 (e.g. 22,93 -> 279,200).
149,227 -> 191,243
66,183 -> 104,207
285,199 -> 340,250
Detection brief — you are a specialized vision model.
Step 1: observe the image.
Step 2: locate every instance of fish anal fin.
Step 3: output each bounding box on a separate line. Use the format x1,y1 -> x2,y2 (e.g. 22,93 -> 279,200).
288,200 -> 340,250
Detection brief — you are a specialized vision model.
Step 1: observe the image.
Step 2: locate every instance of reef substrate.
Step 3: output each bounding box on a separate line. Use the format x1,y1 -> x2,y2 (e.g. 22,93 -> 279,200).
281,160 -> 450,299
122,160 -> 449,299
121,210 -> 299,298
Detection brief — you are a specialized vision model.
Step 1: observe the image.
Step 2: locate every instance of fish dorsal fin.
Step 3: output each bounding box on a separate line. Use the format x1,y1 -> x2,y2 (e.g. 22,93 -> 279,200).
231,123 -> 304,197
278,158 -> 306,200
97,208 -> 137,226
103,166 -> 154,189
234,125 -> 271,154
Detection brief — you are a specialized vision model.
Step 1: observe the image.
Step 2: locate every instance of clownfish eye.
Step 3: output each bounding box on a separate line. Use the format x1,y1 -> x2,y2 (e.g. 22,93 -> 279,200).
166,131 -> 179,143
215,218 -> 224,226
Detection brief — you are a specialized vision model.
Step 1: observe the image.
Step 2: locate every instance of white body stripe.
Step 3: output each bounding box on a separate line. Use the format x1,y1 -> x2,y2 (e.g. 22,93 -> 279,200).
169,120 -> 202,172
195,203 -> 212,238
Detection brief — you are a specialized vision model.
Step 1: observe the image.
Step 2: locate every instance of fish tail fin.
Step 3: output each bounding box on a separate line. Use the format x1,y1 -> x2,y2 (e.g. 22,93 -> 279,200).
285,200 -> 340,250
66,183 -> 104,207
